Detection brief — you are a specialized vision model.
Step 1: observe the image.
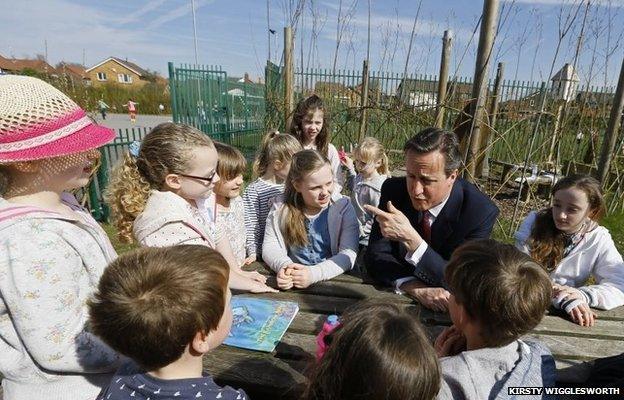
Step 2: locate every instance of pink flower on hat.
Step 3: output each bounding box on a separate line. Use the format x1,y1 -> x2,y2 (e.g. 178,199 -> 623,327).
0,75 -> 115,162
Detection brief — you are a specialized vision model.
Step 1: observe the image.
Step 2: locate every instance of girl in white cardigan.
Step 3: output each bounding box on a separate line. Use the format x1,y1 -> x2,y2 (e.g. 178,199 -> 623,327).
515,174 -> 624,327
263,150 -> 359,289
106,123 -> 275,293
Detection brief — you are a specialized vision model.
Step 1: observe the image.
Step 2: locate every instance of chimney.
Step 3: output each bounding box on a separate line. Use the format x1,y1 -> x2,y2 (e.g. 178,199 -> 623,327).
244,72 -> 249,83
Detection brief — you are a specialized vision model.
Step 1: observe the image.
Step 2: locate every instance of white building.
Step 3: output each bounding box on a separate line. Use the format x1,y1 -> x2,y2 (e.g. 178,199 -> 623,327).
551,63 -> 579,102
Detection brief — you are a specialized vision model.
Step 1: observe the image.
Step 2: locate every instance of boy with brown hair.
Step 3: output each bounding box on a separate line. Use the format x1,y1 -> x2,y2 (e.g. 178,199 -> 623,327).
88,245 -> 247,400
435,239 -> 555,400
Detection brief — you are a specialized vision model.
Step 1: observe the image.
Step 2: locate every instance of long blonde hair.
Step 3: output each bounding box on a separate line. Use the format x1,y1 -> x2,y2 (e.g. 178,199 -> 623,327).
354,137 -> 390,176
282,149 -> 330,247
105,123 -> 214,243
252,130 -> 302,178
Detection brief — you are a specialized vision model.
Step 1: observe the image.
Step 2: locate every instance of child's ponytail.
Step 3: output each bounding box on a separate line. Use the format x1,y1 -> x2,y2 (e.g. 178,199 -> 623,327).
105,153 -> 151,243
252,130 -> 302,179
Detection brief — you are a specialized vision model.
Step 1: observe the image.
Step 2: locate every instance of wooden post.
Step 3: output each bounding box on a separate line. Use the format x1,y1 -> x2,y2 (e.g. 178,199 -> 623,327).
465,0 -> 500,181
435,30 -> 452,128
480,62 -> 504,177
548,103 -> 565,165
597,57 -> 624,185
358,59 -> 370,142
284,26 -> 294,130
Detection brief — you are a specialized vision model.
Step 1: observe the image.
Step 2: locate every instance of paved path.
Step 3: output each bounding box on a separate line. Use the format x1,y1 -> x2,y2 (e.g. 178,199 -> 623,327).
92,113 -> 172,133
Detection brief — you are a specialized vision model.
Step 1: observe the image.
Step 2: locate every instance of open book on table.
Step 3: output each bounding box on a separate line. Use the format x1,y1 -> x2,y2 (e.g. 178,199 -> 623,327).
224,296 -> 299,352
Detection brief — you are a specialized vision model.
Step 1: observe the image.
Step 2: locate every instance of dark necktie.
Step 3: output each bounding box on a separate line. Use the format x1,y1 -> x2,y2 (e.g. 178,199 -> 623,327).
421,211 -> 432,243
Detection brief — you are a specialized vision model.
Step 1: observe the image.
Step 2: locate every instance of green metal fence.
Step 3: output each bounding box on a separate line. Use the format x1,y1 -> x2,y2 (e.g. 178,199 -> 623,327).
168,62 -> 265,153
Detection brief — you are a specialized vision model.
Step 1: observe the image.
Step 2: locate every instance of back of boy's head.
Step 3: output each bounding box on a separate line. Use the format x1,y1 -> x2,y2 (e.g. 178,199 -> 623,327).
214,141 -> 246,181
88,245 -> 229,371
105,122 -> 214,243
445,239 -> 552,347
305,301 -> 440,400
252,130 -> 302,178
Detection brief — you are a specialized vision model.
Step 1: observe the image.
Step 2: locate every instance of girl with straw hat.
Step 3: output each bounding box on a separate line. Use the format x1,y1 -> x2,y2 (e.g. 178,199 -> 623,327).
0,75 -> 121,400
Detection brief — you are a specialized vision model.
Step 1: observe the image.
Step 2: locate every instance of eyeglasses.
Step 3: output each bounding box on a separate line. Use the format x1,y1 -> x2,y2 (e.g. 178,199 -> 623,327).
179,170 -> 218,183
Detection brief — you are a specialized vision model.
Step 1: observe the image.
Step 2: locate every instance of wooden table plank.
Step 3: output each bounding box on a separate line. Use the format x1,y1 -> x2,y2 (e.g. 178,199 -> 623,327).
526,333 -> 624,361
243,291 -> 359,314
203,349 -> 308,399
534,315 -> 624,340
296,280 -> 413,303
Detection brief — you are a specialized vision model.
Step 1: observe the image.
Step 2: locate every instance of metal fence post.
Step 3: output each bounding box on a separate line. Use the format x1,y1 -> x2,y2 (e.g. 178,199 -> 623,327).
358,59 -> 370,142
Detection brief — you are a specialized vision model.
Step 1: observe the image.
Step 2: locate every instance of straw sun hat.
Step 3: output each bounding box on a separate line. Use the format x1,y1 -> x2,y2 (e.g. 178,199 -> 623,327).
0,75 -> 115,162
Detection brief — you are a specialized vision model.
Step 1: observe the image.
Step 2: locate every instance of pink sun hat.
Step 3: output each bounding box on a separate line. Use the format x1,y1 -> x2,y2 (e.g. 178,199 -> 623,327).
0,75 -> 116,163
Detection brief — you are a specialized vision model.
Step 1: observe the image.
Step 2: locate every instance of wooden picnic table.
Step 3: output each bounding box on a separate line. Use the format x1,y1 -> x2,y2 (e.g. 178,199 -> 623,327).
203,262 -> 624,399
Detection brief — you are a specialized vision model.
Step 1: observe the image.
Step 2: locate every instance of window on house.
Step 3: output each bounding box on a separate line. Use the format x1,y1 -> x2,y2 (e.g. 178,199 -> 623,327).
117,74 -> 133,84
97,72 -> 107,81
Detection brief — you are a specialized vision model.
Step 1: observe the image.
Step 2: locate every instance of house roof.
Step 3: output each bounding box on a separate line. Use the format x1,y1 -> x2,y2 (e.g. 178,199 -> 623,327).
57,62 -> 89,79
86,57 -> 148,77
0,55 -> 58,75
551,63 -> 579,82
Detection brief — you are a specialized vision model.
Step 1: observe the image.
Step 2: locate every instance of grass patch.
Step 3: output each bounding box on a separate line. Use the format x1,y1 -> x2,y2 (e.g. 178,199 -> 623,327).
601,212 -> 624,254
101,223 -> 137,255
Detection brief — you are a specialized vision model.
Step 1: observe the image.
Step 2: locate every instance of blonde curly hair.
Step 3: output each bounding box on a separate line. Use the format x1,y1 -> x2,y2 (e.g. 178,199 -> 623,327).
105,123 -> 214,243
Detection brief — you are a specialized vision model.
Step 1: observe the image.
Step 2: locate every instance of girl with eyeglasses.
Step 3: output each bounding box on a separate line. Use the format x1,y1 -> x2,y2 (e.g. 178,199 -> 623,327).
106,122 -> 276,293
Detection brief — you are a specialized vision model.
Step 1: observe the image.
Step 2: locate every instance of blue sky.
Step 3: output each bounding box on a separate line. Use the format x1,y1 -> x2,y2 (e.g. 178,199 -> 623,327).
1,0 -> 623,87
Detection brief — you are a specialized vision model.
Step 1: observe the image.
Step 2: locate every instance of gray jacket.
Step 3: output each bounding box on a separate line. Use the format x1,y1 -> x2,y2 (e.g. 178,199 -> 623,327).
345,168 -> 387,245
437,340 -> 556,400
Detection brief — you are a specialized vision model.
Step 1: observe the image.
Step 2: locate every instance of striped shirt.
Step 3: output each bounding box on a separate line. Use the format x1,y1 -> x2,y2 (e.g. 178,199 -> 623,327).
242,178 -> 284,258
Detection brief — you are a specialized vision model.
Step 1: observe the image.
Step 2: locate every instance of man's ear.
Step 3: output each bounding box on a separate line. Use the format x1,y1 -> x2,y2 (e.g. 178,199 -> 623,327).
191,330 -> 211,355
447,168 -> 459,182
164,173 -> 181,190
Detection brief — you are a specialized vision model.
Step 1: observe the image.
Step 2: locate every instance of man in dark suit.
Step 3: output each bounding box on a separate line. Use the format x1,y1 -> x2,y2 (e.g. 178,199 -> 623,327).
364,127 -> 499,311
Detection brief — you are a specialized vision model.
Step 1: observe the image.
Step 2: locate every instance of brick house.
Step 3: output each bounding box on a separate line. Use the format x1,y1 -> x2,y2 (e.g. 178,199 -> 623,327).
57,62 -> 91,86
85,57 -> 150,87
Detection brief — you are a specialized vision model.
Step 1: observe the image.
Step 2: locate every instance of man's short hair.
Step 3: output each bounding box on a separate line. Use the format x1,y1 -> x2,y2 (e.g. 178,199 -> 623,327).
444,239 -> 551,347
88,245 -> 229,370
403,127 -> 462,175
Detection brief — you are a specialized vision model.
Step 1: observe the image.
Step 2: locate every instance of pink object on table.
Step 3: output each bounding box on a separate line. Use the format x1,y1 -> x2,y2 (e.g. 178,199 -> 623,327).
338,146 -> 347,163
316,314 -> 340,360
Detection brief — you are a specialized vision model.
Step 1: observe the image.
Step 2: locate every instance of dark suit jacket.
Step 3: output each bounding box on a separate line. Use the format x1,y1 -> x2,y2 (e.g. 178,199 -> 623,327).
365,177 -> 499,287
